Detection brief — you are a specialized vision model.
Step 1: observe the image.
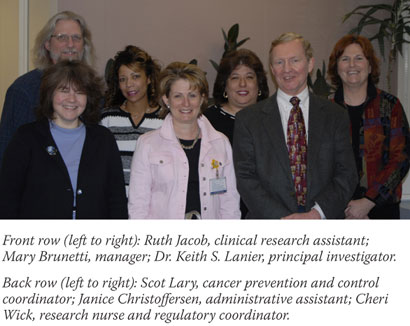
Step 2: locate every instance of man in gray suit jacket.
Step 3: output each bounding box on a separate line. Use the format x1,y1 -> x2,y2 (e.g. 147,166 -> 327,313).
233,33 -> 357,219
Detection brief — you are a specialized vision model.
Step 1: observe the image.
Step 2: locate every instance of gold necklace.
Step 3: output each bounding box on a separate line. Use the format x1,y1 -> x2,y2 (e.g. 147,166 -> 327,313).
121,100 -> 152,118
178,129 -> 200,150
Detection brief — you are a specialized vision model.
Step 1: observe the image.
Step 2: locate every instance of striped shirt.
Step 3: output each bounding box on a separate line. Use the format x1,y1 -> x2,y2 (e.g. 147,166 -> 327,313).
101,106 -> 163,194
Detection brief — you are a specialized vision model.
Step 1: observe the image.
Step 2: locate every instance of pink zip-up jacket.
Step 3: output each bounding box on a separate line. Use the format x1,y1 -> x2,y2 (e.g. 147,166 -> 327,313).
128,114 -> 240,219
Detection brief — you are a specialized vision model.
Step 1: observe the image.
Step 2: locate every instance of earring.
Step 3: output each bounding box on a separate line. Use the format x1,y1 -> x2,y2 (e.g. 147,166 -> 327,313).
223,91 -> 228,98
258,90 -> 262,96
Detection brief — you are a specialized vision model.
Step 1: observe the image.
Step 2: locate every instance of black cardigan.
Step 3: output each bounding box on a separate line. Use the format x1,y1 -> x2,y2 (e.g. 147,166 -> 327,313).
0,120 -> 128,219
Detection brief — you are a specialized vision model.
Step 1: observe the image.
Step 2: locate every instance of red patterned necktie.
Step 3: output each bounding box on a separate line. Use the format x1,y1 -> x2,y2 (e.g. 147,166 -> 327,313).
287,96 -> 307,206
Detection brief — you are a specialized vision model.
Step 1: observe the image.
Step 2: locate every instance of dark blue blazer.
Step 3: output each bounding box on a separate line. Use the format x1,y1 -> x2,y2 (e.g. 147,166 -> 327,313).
0,69 -> 42,167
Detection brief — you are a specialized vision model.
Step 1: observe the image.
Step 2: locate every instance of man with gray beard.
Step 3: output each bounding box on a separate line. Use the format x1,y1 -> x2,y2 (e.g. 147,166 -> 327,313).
0,11 -> 95,166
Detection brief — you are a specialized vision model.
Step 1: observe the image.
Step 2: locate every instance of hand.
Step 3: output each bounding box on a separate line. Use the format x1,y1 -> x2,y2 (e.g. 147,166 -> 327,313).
282,209 -> 321,219
344,198 -> 375,219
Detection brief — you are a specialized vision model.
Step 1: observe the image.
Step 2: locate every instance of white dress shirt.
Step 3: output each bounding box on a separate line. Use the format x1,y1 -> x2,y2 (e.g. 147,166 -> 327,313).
276,87 -> 310,141
276,87 -> 325,219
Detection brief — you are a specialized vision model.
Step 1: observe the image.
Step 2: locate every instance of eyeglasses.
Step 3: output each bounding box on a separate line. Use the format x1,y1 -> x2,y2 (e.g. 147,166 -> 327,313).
50,34 -> 83,43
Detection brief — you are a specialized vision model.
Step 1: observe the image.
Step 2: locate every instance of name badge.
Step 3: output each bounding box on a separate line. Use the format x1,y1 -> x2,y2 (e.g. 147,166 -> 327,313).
210,177 -> 227,195
210,159 -> 226,194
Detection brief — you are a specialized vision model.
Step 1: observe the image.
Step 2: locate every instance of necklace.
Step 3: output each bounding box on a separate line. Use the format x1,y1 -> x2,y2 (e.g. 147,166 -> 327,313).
121,100 -> 154,118
343,88 -> 367,106
178,129 -> 200,150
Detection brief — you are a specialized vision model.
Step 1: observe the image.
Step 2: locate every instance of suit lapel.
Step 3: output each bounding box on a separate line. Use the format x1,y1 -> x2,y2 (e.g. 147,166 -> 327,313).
261,94 -> 293,183
307,93 -> 326,190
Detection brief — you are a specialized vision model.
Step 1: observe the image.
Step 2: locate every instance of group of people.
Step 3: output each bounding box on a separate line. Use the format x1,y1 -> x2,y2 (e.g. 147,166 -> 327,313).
0,11 -> 408,219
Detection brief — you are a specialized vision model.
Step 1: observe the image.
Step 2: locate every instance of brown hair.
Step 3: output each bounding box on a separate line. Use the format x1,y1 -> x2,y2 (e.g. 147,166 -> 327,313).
213,48 -> 269,105
36,60 -> 103,124
328,34 -> 380,87
105,45 -> 161,107
158,62 -> 209,117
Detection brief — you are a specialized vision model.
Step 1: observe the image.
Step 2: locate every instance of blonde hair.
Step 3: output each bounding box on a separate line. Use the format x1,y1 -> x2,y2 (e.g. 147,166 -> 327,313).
158,62 -> 208,117
269,32 -> 313,65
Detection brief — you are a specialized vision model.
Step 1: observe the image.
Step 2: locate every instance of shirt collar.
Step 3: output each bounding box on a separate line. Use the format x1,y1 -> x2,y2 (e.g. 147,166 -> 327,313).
277,87 -> 309,109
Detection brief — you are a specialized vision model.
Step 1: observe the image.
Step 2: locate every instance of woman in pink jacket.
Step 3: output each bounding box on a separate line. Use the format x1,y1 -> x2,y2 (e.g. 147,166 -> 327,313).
128,62 -> 240,219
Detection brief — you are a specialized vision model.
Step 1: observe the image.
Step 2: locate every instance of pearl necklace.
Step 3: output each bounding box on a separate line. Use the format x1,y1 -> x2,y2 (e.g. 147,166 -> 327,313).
178,129 -> 200,150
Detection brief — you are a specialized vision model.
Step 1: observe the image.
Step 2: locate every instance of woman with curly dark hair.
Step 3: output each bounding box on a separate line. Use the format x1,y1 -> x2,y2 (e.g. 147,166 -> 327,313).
0,60 -> 127,218
205,49 -> 268,218
205,48 -> 269,144
328,35 -> 410,219
102,45 -> 163,194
